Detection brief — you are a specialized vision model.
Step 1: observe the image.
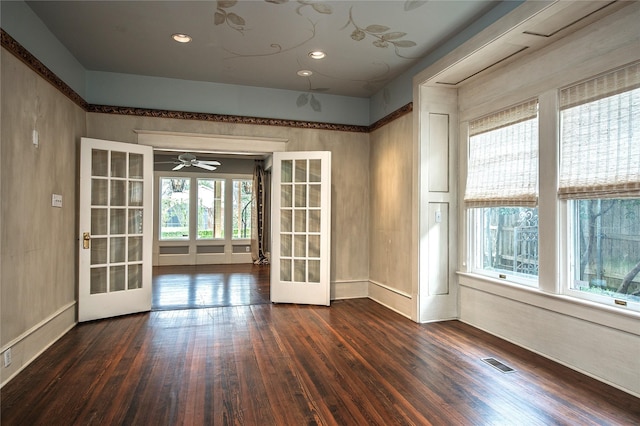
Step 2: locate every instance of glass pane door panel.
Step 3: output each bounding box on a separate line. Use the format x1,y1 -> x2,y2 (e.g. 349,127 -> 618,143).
91,209 -> 107,235
309,210 -> 321,233
91,179 -> 108,205
110,209 -> 126,234
309,184 -> 321,208
129,153 -> 144,179
129,181 -> 143,206
110,266 -> 126,291
281,234 -> 292,257
128,209 -> 143,234
308,260 -> 320,283
295,160 -> 307,182
281,259 -> 292,281
128,236 -> 142,261
295,210 -> 306,232
281,210 -> 292,232
111,151 -> 127,178
295,184 -> 307,207
91,238 -> 107,265
110,181 -> 126,206
294,260 -> 306,282
92,149 -> 108,177
294,235 -> 306,257
309,235 -> 320,258
282,160 -> 292,183
110,237 -> 126,263
281,185 -> 292,208
90,268 -> 107,294
128,264 -> 142,289
309,159 -> 321,182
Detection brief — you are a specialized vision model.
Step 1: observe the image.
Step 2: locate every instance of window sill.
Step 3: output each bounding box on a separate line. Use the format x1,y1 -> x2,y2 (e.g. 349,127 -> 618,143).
457,271 -> 640,336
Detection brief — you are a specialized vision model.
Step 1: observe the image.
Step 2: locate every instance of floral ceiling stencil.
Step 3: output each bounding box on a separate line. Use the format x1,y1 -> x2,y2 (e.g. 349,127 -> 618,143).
212,0 -> 437,110
342,7 -> 418,59
27,1 -> 496,101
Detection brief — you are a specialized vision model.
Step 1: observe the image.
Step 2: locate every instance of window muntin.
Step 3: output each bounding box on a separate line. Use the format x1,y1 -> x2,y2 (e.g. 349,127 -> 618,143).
159,177 -> 190,240
466,100 -> 539,284
197,178 -> 225,239
560,63 -> 640,310
232,179 -> 253,239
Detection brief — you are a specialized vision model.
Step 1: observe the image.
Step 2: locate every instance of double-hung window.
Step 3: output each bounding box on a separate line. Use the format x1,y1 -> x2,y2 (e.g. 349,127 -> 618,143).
560,62 -> 640,309
466,99 -> 539,284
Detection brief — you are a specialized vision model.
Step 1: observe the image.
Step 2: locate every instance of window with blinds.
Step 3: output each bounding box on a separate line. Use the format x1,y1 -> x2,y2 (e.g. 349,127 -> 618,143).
466,99 -> 540,284
561,61 -> 640,309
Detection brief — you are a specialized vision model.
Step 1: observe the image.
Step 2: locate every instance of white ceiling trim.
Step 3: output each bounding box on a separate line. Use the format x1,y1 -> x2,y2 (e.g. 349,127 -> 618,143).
135,130 -> 288,156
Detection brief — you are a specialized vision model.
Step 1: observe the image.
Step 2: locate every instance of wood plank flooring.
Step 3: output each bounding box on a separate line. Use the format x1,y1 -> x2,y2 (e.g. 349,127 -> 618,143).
152,263 -> 270,310
2,298 -> 639,425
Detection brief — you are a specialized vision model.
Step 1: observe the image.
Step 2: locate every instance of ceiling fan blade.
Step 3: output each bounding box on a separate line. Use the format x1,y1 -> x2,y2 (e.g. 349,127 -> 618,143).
172,163 -> 186,171
198,160 -> 221,166
194,162 -> 216,171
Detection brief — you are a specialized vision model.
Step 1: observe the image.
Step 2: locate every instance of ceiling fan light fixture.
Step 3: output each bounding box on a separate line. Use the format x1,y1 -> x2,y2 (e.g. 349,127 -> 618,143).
297,70 -> 313,77
172,33 -> 192,43
308,50 -> 326,60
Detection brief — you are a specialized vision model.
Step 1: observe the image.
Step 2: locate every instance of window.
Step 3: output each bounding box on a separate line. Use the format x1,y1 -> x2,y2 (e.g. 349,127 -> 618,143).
466,100 -> 539,284
560,62 -> 640,308
159,177 -> 190,240
197,178 -> 225,239
232,179 -> 253,239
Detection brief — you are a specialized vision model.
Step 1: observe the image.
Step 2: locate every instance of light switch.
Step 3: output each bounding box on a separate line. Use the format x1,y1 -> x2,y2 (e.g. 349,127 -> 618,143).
435,211 -> 442,223
52,194 -> 63,208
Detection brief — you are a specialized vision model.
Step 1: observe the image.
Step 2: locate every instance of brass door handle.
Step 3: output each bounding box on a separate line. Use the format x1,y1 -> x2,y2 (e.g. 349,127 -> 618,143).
83,232 -> 91,249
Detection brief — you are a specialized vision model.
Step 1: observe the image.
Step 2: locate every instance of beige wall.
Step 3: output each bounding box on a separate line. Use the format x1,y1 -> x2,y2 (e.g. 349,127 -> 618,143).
368,113 -> 413,311
86,111 -> 371,285
1,50 -> 85,384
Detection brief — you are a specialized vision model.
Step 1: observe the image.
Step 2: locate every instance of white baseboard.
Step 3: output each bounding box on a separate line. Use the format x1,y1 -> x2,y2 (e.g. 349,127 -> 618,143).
367,280 -> 413,319
331,279 -> 368,300
1,302 -> 76,388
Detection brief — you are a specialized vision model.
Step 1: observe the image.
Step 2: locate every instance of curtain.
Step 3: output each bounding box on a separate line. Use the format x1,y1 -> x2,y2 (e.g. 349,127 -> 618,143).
558,61 -> 640,199
464,99 -> 539,208
251,163 -> 270,264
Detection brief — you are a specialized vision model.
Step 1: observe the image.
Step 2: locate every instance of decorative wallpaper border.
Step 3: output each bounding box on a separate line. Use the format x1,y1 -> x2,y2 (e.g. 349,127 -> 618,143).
2,28 -> 410,133
1,29 -> 88,110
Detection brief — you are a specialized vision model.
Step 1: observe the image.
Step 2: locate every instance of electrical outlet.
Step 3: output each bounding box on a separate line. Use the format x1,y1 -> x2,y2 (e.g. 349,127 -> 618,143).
3,348 -> 11,368
245,246 -> 250,252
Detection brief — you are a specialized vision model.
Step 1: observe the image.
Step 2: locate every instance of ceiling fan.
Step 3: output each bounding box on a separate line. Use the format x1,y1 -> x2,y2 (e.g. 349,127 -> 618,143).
158,153 -> 221,171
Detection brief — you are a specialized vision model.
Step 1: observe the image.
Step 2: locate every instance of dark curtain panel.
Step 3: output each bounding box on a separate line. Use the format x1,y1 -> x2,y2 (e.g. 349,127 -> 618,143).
251,163 -> 270,264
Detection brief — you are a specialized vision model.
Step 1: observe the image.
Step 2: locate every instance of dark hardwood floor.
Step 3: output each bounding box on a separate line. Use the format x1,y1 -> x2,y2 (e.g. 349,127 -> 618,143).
152,263 -> 270,310
2,293 -> 639,424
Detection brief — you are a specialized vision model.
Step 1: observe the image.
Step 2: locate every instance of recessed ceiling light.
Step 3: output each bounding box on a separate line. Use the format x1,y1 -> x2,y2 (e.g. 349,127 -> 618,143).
297,70 -> 313,77
309,51 -> 326,60
172,33 -> 192,43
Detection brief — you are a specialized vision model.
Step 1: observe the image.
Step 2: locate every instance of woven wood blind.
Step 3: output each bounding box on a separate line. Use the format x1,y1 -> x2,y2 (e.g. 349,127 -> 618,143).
558,61 -> 640,199
464,100 -> 538,208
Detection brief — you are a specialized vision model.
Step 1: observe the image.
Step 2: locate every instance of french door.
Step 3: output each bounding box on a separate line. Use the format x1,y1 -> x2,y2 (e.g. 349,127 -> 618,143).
78,138 -> 153,322
271,151 -> 331,306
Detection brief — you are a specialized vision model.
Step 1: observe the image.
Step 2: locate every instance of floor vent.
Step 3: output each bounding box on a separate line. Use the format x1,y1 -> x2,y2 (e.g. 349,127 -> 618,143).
481,357 -> 516,373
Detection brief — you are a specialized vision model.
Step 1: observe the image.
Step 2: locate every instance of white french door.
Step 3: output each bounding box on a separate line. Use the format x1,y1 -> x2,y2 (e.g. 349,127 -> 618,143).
271,151 -> 331,306
78,137 -> 153,322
